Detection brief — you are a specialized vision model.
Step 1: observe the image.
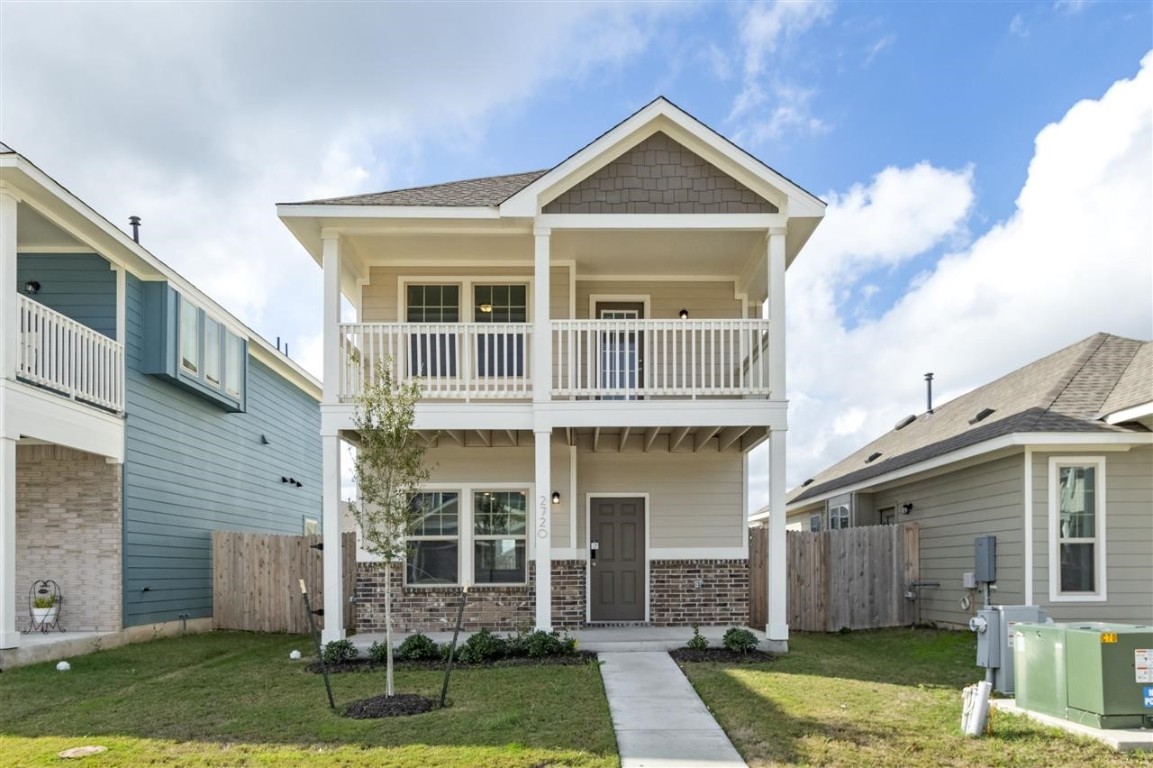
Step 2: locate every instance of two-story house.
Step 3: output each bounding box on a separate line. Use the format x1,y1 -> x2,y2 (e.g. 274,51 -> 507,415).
279,99 -> 825,651
1,146 -> 321,667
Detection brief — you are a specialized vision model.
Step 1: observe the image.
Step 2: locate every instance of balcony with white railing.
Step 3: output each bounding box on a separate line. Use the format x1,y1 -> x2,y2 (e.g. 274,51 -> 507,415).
552,319 -> 771,400
336,319 -> 773,403
16,294 -> 125,412
339,322 -> 534,401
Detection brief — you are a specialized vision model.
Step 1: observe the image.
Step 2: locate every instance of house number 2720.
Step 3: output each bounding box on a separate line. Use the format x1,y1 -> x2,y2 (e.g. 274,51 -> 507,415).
537,495 -> 549,539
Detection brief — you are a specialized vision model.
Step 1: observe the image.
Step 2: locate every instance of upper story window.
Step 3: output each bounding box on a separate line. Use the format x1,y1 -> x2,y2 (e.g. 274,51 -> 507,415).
180,298 -> 200,374
403,282 -> 529,379
1050,457 -> 1107,601
407,285 -> 459,323
142,283 -> 247,412
474,284 -> 527,323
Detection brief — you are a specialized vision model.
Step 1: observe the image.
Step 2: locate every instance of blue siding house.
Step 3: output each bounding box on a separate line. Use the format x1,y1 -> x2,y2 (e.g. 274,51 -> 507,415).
0,145 -> 321,663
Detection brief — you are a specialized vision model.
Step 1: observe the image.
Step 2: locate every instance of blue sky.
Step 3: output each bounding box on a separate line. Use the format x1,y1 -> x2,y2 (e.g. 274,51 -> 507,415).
3,1 -> 1150,502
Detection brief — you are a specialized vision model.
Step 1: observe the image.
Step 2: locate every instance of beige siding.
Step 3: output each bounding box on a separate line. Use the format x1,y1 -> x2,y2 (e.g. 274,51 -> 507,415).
421,440 -> 572,550
1032,445 -> 1153,623
575,280 -> 741,320
577,450 -> 744,550
361,264 -> 532,323
873,455 -> 1025,628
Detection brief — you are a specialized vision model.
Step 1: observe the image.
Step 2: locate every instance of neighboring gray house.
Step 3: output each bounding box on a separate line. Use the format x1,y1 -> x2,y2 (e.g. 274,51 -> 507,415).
1,147 -> 321,666
786,333 -> 1152,629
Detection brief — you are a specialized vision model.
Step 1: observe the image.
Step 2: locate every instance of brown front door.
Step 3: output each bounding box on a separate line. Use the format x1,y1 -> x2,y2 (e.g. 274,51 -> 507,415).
589,497 -> 645,622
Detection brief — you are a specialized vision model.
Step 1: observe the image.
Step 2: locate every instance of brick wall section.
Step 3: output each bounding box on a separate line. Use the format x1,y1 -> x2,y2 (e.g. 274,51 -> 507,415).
356,560 -> 588,633
649,559 -> 749,626
15,445 -> 122,632
543,132 -> 778,214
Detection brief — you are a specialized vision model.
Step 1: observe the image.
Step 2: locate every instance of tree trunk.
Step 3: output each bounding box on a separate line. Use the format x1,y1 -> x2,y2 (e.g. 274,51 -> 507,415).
385,561 -> 395,697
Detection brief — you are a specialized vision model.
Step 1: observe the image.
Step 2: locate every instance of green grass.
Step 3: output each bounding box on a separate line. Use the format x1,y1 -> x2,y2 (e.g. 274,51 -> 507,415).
0,632 -> 617,767
682,629 -> 1153,768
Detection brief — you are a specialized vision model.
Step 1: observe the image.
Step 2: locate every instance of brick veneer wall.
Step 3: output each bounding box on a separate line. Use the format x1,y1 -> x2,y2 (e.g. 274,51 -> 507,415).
356,560 -> 588,633
649,559 -> 749,626
543,132 -> 778,214
15,445 -> 123,632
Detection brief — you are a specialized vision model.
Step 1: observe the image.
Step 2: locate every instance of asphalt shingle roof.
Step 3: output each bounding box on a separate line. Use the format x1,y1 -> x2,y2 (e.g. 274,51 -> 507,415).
789,333 -> 1151,505
291,170 -> 548,207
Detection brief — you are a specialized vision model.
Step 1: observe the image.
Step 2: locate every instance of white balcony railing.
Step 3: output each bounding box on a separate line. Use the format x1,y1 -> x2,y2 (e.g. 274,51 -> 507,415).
552,319 -> 771,399
339,322 -> 533,400
17,294 -> 125,411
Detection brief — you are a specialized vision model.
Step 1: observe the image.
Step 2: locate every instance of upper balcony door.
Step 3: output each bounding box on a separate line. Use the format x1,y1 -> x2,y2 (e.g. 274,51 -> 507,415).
596,301 -> 644,401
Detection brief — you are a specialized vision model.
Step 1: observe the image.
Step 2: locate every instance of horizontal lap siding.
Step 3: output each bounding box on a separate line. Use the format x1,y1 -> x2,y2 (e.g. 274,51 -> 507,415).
1033,446 -> 1153,623
578,451 -> 743,550
16,253 -> 116,338
361,262 -> 532,322
122,274 -> 320,626
873,455 -> 1024,628
575,280 -> 741,319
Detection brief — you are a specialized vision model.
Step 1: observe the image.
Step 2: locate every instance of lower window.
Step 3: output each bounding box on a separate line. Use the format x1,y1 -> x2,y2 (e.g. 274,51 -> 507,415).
406,492 -> 459,585
1052,459 -> 1105,597
473,491 -> 527,584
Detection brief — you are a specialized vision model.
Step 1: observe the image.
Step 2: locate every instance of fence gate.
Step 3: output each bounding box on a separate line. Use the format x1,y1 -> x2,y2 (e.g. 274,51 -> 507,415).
212,531 -> 356,633
748,523 -> 919,632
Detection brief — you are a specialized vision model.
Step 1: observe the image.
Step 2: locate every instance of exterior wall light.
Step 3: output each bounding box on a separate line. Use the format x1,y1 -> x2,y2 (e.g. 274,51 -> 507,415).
902,503 -> 914,515
24,280 -> 41,295
552,491 -> 561,505
678,308 -> 689,319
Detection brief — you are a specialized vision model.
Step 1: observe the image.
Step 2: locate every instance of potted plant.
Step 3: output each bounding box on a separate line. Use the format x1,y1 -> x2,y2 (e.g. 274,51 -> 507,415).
32,595 -> 58,626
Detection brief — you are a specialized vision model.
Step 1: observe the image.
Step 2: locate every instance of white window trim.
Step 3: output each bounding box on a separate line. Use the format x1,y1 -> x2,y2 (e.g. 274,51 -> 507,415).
179,296 -> 200,375
402,481 -> 534,588
472,489 -> 530,587
398,277 -> 534,323
1048,456 -> 1108,602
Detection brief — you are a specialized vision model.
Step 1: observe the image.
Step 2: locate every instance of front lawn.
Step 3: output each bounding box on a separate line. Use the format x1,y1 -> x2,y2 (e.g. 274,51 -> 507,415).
682,629 -> 1150,768
0,632 -> 617,767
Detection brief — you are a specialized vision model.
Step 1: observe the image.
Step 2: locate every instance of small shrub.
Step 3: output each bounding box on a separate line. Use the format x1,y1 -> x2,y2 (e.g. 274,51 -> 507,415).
368,641 -> 388,664
515,629 -> 576,658
321,639 -> 359,664
686,623 -> 709,651
395,633 -> 440,661
722,627 -> 758,654
457,629 -> 507,664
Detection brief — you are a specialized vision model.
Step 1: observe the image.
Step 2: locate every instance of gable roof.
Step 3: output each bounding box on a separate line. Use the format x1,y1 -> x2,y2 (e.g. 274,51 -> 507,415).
297,170 -> 547,207
789,333 -> 1152,506
280,96 -> 824,215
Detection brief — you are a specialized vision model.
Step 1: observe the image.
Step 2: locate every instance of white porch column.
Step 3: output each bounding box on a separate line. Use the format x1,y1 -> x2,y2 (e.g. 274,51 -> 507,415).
0,187 -> 20,649
767,229 -> 786,400
321,232 -> 342,404
765,429 -> 788,651
321,433 -> 344,644
532,226 -> 552,404
765,227 -> 789,651
534,429 -> 553,630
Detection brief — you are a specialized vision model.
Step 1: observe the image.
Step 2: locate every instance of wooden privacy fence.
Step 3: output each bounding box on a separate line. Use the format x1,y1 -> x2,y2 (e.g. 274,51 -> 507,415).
749,523 -> 919,632
212,531 -> 357,633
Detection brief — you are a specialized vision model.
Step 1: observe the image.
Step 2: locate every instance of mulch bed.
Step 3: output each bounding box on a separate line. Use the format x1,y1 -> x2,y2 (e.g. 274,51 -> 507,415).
343,693 -> 437,719
669,648 -> 778,664
307,650 -> 598,674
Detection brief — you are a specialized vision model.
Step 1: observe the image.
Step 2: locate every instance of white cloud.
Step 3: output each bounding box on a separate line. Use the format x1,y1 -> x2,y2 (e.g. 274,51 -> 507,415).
1009,13 -> 1029,37
0,2 -> 676,358
727,0 -> 833,145
864,34 -> 896,65
777,51 -> 1153,497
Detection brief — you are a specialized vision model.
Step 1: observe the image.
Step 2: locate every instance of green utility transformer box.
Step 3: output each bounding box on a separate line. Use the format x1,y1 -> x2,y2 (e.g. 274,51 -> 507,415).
1014,622 -> 1153,729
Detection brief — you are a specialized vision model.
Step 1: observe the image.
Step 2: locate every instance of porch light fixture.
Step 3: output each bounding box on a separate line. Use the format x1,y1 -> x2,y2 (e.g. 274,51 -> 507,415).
678,308 -> 689,320
551,492 -> 561,505
478,303 -> 494,313
902,503 -> 914,515
23,280 -> 40,295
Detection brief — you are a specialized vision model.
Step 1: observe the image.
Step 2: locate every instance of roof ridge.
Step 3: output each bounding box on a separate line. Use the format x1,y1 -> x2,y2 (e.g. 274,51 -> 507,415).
1094,338 -> 1149,418
1029,333 -> 1112,427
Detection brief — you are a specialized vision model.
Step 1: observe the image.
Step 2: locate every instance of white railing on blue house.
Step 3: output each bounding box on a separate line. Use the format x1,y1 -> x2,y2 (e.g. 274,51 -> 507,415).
17,294 -> 125,411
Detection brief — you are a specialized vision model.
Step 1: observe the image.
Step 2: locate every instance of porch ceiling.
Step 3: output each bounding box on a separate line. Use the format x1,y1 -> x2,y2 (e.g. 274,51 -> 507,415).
386,425 -> 768,453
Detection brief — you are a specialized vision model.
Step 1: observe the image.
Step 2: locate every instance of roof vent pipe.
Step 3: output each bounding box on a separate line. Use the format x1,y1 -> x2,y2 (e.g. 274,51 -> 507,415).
129,215 -> 141,243
925,372 -> 934,414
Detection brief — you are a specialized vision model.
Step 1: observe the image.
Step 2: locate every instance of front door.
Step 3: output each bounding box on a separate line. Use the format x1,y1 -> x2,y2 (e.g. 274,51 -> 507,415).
596,302 -> 644,400
589,497 -> 646,622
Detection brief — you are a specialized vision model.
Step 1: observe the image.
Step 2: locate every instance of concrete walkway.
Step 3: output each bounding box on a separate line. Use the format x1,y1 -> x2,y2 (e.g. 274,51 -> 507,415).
599,651 -> 747,768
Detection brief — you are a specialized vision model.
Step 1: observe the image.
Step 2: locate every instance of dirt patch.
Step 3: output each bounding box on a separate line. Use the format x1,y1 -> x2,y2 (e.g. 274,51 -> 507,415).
669,648 -> 778,664
343,693 -> 437,719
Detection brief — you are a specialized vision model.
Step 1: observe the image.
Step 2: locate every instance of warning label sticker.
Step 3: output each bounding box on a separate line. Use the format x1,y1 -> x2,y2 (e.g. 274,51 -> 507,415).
1137,649 -> 1152,684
